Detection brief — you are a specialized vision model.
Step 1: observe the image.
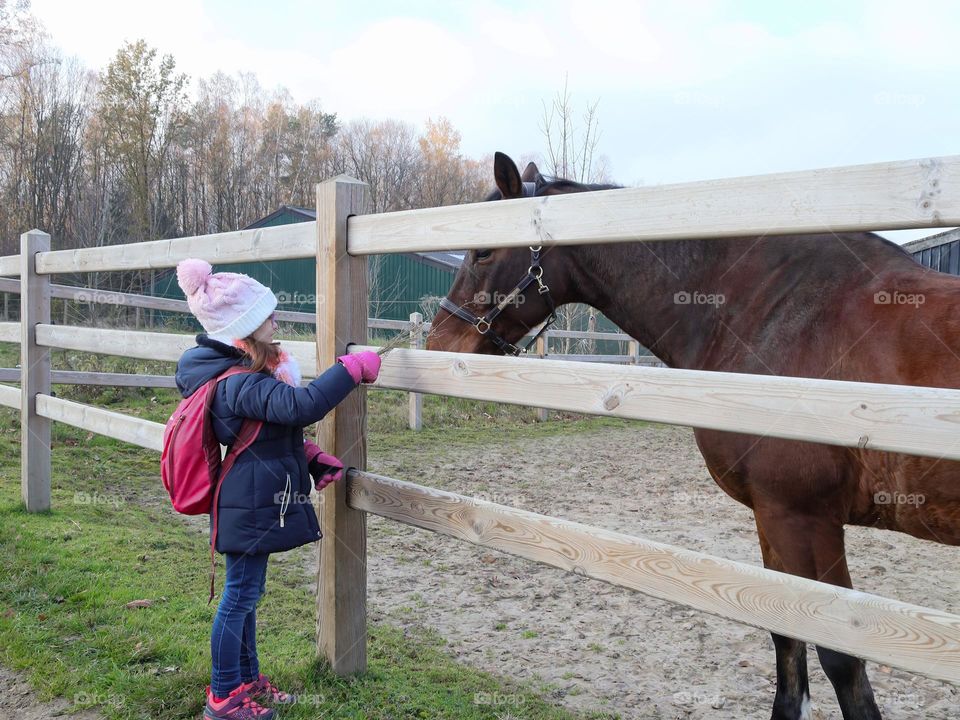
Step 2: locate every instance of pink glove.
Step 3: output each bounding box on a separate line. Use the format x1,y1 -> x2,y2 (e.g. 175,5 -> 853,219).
304,439 -> 344,491
337,350 -> 381,384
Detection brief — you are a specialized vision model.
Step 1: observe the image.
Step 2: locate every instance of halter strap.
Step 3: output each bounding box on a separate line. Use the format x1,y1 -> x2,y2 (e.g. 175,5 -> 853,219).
439,244 -> 558,356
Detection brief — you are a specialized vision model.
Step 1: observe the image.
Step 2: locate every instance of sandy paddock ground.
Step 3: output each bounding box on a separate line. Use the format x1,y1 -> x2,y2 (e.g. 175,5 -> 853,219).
353,423 -> 959,720
8,422 -> 954,719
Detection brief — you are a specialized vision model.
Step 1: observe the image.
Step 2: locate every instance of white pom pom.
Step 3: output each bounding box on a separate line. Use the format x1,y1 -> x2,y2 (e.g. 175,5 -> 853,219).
176,258 -> 212,296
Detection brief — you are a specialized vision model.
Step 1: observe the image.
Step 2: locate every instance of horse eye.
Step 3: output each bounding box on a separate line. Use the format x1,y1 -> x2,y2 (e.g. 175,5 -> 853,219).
475,249 -> 492,260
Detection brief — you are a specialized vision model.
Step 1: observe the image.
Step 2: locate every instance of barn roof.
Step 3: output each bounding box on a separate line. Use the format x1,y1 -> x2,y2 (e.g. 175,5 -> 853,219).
902,227 -> 960,254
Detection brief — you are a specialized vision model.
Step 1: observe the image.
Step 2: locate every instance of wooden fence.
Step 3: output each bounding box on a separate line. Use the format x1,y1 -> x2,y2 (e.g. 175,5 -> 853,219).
1,158 -> 960,687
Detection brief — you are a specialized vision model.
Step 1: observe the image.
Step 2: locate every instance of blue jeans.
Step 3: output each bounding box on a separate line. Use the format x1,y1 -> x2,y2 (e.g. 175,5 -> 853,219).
210,552 -> 269,698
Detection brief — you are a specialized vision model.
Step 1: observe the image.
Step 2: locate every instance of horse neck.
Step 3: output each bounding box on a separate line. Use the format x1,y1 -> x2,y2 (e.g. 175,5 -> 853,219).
556,234 -> 919,371
555,239 -> 739,368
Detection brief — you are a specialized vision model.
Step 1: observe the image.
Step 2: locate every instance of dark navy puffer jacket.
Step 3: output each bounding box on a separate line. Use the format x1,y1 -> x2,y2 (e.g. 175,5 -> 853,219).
174,334 -> 358,555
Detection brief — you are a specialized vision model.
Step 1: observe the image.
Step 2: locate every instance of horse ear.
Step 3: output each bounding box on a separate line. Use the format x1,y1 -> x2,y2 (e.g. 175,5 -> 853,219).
494,152 -> 524,199
520,161 -> 540,182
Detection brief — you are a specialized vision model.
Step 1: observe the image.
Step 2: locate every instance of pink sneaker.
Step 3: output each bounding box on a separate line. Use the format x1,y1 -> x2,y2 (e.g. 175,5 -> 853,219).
243,673 -> 296,705
203,685 -> 274,719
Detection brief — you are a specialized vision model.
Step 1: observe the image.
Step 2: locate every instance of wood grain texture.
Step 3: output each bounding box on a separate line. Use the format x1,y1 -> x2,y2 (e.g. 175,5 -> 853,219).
347,155 -> 958,254
348,469 -> 960,684
358,346 -> 960,460
20,231 -> 51,512
315,176 -> 370,675
34,222 -> 315,274
36,395 -> 164,451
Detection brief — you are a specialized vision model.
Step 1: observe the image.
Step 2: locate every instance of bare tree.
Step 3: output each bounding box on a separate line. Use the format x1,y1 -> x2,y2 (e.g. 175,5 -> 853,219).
539,76 -> 609,184
539,78 -> 612,353
335,118 -> 418,213
0,0 -> 38,83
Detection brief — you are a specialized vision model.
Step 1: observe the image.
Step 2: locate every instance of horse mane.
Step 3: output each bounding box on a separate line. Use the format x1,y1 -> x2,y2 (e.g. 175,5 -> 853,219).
540,177 -> 622,193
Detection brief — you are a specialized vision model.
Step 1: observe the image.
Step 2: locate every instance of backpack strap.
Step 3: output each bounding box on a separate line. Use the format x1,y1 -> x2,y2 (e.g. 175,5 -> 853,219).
204,365 -> 265,603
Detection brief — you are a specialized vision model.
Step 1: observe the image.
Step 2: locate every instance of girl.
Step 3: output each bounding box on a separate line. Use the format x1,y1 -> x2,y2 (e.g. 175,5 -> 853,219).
174,258 -> 380,720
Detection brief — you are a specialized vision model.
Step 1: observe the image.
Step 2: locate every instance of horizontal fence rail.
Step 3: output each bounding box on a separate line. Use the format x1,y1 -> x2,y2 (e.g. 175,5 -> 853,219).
364,346 -> 960,461
6,328 -> 960,461
36,395 -> 164,451
34,221 -> 316,275
31,325 -> 318,373
0,382 -> 18,408
6,329 -> 960,460
0,369 -> 177,387
0,156 -> 954,275
349,469 -> 960,684
346,155 -> 960,254
0,255 -> 19,277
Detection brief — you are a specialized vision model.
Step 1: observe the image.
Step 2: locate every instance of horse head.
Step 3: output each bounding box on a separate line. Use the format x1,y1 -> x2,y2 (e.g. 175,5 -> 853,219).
426,152 -> 581,354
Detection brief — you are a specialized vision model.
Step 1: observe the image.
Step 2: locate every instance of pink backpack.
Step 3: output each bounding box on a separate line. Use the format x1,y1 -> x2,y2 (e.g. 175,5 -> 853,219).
161,365 -> 262,515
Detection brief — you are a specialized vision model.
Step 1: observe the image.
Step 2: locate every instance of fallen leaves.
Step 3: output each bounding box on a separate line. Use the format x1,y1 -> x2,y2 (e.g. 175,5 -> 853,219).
124,599 -> 153,609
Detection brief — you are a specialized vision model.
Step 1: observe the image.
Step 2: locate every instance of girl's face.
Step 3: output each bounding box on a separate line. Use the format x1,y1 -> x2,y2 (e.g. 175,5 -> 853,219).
252,312 -> 278,343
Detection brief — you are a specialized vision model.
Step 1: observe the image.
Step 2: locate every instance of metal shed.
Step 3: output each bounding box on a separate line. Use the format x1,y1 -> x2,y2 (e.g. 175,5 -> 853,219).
903,228 -> 960,275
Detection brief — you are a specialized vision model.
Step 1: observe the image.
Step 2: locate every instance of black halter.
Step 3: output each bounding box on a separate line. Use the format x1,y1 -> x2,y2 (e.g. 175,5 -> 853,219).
439,182 -> 558,356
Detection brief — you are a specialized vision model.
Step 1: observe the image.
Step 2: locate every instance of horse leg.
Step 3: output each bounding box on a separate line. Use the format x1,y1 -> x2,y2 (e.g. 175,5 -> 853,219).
755,514 -> 882,720
756,520 -> 812,720
816,646 -> 882,720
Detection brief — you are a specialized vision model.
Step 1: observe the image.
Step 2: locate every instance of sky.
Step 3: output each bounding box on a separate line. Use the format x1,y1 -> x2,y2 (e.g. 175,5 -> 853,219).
28,0 -> 960,243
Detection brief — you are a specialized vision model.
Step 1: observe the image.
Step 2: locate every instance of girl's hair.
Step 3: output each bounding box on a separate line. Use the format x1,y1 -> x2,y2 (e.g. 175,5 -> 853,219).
240,334 -> 281,374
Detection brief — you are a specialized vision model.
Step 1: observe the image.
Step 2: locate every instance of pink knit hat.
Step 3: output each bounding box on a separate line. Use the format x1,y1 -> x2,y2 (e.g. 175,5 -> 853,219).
176,258 -> 278,343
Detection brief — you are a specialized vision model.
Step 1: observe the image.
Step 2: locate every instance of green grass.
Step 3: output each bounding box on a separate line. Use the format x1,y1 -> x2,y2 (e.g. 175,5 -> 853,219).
0,338 -> 634,719
0,422 -> 618,719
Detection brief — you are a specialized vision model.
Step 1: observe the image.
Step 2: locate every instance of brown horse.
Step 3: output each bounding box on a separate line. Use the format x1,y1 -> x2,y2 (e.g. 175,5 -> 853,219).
425,152 -> 960,720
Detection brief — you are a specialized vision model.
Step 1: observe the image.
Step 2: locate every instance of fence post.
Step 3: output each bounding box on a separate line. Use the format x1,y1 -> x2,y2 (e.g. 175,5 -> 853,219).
315,176 -> 369,675
20,230 -> 51,512
628,339 -> 639,365
408,312 -> 423,431
149,270 -> 156,328
586,311 -> 597,355
535,334 -> 549,422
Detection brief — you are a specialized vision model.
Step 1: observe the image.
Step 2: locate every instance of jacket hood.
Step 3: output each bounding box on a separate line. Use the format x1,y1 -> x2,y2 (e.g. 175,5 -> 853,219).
175,333 -> 250,397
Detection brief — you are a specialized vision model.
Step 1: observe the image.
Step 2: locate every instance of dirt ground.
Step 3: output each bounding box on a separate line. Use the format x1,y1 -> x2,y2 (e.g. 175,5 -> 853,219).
354,423 -> 960,720
0,664 -> 102,720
